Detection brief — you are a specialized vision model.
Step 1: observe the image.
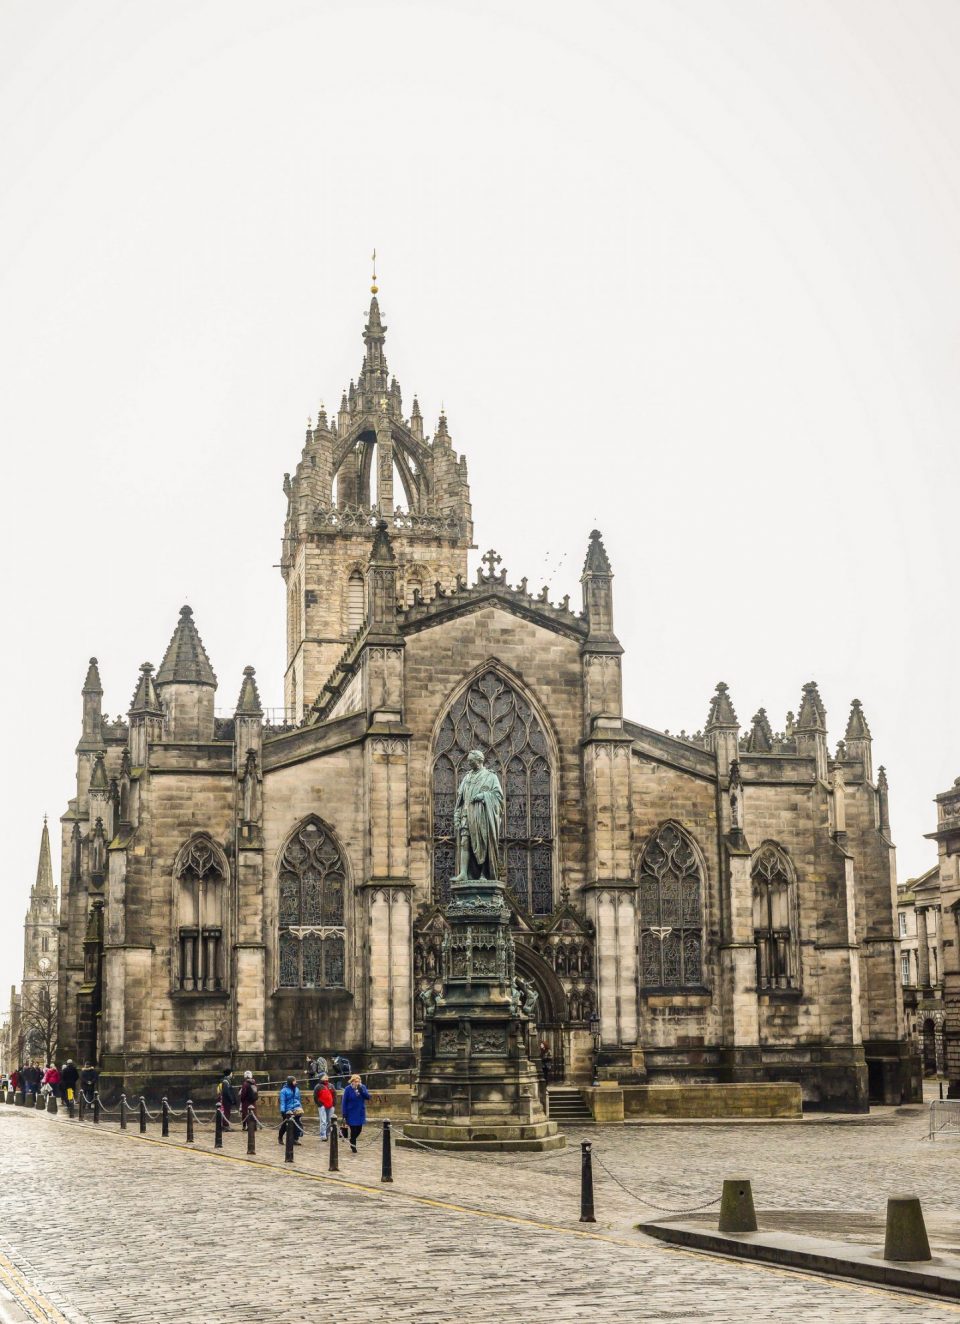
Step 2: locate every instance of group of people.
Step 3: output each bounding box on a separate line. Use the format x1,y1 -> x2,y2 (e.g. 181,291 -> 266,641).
5,1060 -> 92,1102
211,1066 -> 370,1153
278,1072 -> 370,1152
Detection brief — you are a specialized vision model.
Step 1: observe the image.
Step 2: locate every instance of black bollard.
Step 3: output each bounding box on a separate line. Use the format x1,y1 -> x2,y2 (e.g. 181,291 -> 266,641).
119,1095 -> 127,1130
580,1141 -> 596,1223
246,1112 -> 256,1155
47,1092 -> 58,1115
186,1101 -> 195,1144
35,1091 -> 44,1110
139,1098 -> 147,1134
93,1092 -> 101,1125
14,1091 -> 23,1107
4,1089 -> 12,1107
329,1117 -> 340,1172
284,1116 -> 295,1164
381,1119 -> 394,1183
77,1091 -> 85,1122
215,1106 -> 224,1149
161,1098 -> 170,1138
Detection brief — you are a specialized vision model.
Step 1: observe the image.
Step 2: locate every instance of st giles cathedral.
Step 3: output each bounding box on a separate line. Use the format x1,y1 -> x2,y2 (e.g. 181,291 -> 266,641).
55,280 -> 919,1111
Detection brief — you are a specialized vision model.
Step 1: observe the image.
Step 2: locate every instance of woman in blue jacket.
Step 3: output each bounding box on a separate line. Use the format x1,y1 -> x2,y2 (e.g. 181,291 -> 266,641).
341,1074 -> 370,1153
278,1076 -> 303,1146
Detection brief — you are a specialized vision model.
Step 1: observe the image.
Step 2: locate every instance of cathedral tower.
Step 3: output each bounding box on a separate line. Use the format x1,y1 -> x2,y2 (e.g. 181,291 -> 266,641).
19,817 -> 59,1059
281,278 -> 473,721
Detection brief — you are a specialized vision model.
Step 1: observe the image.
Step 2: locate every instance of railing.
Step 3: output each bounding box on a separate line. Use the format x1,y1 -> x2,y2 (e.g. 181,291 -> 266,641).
928,1098 -> 960,1139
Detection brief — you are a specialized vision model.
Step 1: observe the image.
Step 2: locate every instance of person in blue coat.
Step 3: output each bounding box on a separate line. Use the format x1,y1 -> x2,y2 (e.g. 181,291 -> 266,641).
341,1074 -> 370,1152
278,1076 -> 303,1146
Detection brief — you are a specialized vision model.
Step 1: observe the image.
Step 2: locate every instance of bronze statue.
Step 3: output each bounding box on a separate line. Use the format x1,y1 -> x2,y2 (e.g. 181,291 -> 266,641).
452,749 -> 503,882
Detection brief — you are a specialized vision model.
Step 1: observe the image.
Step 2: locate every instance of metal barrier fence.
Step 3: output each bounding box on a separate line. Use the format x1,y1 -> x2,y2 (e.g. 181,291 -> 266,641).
928,1098 -> 960,1140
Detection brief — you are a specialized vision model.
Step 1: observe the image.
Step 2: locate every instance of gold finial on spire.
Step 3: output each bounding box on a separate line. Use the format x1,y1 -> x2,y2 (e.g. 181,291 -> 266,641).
371,248 -> 378,294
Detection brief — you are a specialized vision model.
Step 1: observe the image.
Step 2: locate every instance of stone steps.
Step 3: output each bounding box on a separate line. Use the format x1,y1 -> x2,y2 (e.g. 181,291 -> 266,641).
548,1088 -> 593,1122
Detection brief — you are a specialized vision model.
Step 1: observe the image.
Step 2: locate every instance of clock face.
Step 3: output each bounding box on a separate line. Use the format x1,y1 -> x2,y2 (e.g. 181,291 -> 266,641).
37,957 -> 50,973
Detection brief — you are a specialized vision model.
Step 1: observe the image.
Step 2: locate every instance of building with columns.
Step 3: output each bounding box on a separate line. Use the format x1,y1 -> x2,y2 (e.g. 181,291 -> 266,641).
55,285 -> 918,1109
896,867 -> 944,1073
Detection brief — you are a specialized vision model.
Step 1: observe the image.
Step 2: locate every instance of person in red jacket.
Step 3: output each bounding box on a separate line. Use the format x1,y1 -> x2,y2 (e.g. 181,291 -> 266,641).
239,1071 -> 259,1124
314,1075 -> 336,1140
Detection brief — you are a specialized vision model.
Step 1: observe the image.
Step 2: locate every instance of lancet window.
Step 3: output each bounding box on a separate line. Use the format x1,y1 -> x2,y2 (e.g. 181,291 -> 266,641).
752,843 -> 798,990
432,670 -> 554,914
347,571 -> 365,634
175,836 -> 226,992
277,818 -> 347,989
638,823 -> 704,989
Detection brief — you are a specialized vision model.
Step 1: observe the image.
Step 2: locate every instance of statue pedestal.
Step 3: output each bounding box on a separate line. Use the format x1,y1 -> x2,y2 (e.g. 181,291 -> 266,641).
401,877 -> 564,1152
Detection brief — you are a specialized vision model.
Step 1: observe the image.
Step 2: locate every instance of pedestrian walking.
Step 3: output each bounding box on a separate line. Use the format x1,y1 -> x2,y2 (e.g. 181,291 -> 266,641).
341,1074 -> 370,1153
79,1063 -> 98,1099
218,1069 -> 237,1127
314,1074 -> 335,1140
42,1063 -> 61,1099
277,1076 -> 304,1146
239,1070 -> 259,1123
60,1060 -> 79,1105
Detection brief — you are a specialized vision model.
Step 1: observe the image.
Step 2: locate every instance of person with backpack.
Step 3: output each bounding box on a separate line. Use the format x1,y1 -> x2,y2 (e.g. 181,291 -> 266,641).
314,1074 -> 335,1140
239,1071 -> 259,1124
217,1069 -> 237,1128
60,1060 -> 79,1105
341,1074 -> 370,1153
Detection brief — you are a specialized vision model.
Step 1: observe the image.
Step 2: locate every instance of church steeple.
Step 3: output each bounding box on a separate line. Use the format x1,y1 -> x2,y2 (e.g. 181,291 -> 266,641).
33,816 -> 55,898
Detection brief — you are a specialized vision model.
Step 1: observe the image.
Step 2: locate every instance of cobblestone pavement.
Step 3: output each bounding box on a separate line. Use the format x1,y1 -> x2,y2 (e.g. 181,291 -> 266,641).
1,1103 -> 959,1323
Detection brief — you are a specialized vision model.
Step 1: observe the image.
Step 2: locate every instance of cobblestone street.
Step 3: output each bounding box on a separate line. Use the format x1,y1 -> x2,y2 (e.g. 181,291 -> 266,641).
1,1101 -> 959,1323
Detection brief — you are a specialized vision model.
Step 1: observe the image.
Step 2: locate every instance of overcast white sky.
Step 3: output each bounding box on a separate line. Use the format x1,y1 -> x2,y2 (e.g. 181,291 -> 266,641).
1,1 -> 959,993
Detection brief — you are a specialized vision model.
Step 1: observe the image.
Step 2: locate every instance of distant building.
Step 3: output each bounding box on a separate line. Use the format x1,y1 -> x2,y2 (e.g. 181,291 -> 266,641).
897,866 -> 944,1073
926,779 -> 960,1096
5,819 -> 59,1067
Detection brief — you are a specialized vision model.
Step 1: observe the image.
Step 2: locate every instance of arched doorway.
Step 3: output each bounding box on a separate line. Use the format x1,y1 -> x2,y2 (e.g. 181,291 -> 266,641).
922,1019 -> 937,1075
514,943 -> 568,1082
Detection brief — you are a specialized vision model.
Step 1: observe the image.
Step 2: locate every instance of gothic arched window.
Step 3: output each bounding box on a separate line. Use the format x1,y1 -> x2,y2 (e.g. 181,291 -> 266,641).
347,571 -> 365,634
638,823 -> 704,989
432,670 -> 554,914
175,836 -> 226,992
277,818 -> 347,989
752,843 -> 798,990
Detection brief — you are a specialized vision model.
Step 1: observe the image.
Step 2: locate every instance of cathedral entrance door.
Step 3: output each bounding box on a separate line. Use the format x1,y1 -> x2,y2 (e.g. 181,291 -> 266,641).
514,943 -> 569,1084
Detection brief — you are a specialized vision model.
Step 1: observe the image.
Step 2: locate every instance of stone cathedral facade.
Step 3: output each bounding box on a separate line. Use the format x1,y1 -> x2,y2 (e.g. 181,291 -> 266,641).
56,288 -> 919,1110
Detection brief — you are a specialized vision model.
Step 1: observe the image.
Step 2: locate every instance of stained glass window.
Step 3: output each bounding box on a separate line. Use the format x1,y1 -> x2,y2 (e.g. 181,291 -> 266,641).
432,670 -> 554,914
638,823 -> 704,989
752,843 -> 797,990
277,818 -> 347,989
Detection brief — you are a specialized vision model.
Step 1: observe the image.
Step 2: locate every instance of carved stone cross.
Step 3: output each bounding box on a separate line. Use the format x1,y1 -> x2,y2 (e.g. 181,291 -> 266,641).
481,549 -> 502,578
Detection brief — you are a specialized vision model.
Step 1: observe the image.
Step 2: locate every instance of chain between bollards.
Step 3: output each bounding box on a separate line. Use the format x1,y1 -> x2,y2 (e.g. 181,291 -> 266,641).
186,1101 -> 195,1144
381,1118 -> 394,1183
328,1115 -> 340,1171
580,1140 -> 596,1223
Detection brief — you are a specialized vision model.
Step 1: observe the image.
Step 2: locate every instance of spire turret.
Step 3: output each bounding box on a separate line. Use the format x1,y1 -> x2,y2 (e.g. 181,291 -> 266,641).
581,529 -> 616,640
745,708 -> 774,753
844,698 -> 874,781
128,662 -> 163,766
157,606 -> 217,688
704,682 -> 740,774
79,656 -> 104,752
795,681 -> 828,779
235,665 -> 263,717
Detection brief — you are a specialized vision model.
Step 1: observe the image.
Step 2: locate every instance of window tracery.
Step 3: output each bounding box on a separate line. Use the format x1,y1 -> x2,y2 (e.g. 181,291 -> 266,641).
638,823 -> 704,989
432,670 -> 554,914
176,836 -> 226,992
752,843 -> 798,990
277,818 -> 347,989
